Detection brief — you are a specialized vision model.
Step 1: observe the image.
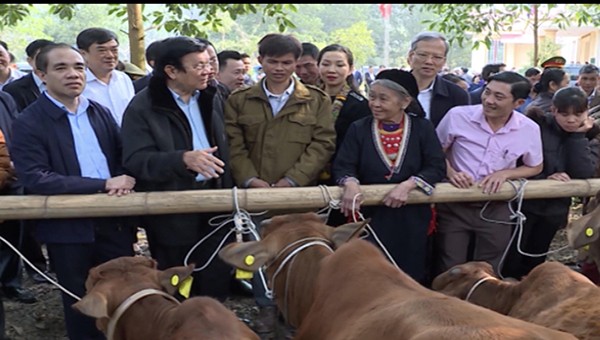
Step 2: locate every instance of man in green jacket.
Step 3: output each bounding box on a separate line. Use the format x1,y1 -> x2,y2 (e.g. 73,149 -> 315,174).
224,33 -> 335,336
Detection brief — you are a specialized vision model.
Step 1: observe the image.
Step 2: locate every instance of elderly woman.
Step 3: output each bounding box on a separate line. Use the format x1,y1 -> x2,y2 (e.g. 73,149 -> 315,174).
332,69 -> 446,284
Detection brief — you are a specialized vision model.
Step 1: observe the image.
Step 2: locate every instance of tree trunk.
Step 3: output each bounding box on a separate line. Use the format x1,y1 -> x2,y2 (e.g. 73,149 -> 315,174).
533,4 -> 539,66
127,4 -> 145,70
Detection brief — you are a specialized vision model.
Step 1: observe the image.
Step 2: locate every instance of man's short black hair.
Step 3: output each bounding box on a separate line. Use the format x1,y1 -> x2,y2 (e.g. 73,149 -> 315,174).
76,27 -> 119,51
145,39 -> 163,63
25,39 -> 55,58
300,42 -> 319,60
524,67 -> 541,78
217,50 -> 242,72
579,64 -> 600,75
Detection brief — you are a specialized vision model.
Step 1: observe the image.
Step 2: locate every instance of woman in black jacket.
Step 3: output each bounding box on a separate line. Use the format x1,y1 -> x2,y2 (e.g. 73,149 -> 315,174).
502,87 -> 595,279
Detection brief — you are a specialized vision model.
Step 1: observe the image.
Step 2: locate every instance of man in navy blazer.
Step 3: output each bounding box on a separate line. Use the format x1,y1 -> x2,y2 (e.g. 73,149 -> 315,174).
10,43 -> 137,340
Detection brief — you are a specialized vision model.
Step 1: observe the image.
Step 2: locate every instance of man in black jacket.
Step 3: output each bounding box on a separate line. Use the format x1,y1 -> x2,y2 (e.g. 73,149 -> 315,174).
132,39 -> 162,94
3,39 -> 55,111
406,31 -> 470,128
121,36 -> 234,301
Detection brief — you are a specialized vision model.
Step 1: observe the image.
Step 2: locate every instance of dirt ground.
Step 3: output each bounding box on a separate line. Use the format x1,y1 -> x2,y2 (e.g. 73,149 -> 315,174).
3,205 -> 585,340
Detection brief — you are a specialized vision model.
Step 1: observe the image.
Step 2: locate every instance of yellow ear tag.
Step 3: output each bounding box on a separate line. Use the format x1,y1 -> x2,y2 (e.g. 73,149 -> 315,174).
244,255 -> 255,266
586,228 -> 594,237
170,275 -> 179,286
178,276 -> 193,299
236,268 -> 254,279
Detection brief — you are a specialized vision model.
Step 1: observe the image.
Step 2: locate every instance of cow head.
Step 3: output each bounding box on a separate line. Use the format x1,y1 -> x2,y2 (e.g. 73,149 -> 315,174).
218,212 -> 369,271
431,261 -> 497,300
72,256 -> 195,321
566,192 -> 600,251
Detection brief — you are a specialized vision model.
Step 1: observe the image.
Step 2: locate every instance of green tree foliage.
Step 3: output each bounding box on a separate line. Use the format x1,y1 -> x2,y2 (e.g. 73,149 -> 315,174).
0,4 -> 297,37
329,22 -> 376,68
0,3 -> 297,63
532,40 -> 562,69
202,4 -> 382,69
404,4 -> 600,50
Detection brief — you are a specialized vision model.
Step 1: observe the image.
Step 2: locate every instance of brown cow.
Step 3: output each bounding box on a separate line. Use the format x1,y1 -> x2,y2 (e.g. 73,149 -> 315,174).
432,261 -> 600,340
218,212 -> 576,340
72,256 -> 259,340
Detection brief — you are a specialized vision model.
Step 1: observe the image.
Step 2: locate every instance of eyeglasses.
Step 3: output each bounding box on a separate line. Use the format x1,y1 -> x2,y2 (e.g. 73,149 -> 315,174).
189,63 -> 212,71
413,52 -> 446,63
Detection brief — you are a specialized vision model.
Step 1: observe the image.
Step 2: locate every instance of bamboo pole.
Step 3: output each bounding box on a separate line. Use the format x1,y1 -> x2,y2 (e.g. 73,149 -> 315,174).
0,179 -> 598,220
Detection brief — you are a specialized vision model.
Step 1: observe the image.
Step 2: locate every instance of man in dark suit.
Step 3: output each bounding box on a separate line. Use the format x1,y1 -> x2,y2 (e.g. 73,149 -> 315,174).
406,31 -> 471,287
3,39 -> 55,111
407,32 -> 470,128
10,43 -> 137,340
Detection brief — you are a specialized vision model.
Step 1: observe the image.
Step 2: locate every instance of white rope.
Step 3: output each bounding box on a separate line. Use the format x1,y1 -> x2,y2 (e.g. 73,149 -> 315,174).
465,276 -> 495,302
106,288 -> 179,340
265,239 -> 333,299
183,186 -> 268,277
316,185 -> 341,219
478,179 -> 569,279
0,236 -> 81,301
349,192 -> 400,271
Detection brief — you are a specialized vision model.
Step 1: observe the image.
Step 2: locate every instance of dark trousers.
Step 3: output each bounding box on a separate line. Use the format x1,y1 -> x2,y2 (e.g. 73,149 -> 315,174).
147,216 -> 234,302
0,219 -> 23,289
20,220 -> 48,273
47,223 -> 135,340
501,211 -> 564,279
433,201 -> 512,277
0,298 -> 4,340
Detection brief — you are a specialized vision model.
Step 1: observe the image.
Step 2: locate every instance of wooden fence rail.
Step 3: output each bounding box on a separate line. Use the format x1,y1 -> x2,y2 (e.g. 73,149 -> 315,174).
0,178 -> 598,220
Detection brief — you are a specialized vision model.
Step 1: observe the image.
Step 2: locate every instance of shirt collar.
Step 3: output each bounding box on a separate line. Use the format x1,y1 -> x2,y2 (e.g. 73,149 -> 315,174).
471,106 -> 522,133
85,68 -> 99,83
420,77 -> 435,93
32,72 -> 44,90
44,92 -> 89,115
167,87 -> 200,104
262,78 -> 295,98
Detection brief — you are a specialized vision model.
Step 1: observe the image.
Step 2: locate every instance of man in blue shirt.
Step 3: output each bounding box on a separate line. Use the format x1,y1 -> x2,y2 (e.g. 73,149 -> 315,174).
120,37 -> 234,302
10,43 -> 137,340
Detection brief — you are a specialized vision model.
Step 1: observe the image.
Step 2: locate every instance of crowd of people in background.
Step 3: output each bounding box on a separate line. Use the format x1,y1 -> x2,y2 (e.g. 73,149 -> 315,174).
0,26 -> 598,340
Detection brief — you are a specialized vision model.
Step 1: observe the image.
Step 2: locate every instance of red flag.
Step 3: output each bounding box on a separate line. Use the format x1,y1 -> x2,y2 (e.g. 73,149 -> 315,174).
378,4 -> 392,19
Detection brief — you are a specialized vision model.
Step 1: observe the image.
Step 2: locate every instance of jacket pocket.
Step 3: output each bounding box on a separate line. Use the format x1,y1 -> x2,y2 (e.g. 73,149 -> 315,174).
288,113 -> 316,144
238,114 -> 264,142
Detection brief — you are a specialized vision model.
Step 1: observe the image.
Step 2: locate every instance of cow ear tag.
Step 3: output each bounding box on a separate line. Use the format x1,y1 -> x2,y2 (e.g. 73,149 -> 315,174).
178,277 -> 193,298
170,275 -> 179,286
586,227 -> 594,237
236,255 -> 255,279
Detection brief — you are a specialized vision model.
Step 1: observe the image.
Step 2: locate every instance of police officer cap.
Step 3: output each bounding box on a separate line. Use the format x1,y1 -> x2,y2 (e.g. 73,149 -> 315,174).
540,56 -> 566,69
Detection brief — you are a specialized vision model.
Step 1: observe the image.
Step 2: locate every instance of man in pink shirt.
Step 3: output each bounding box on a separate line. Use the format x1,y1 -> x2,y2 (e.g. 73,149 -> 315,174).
434,71 -> 543,277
